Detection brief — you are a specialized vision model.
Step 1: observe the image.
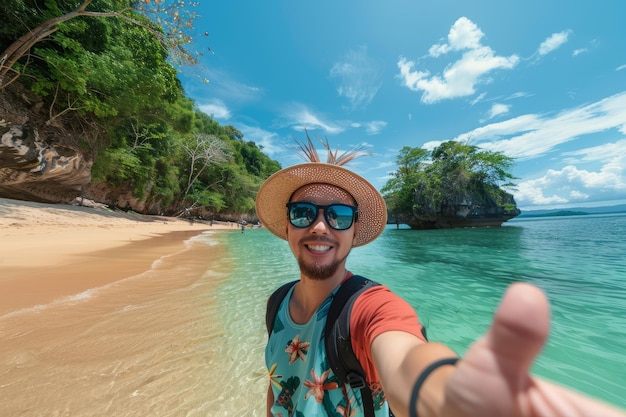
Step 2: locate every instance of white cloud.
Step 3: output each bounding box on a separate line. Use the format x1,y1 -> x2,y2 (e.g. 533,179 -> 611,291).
572,48 -> 588,57
569,190 -> 589,199
457,92 -> 626,160
508,91 -> 533,100
470,92 -> 487,105
198,99 -> 231,120
515,180 -> 569,205
237,125 -> 284,156
282,104 -> 387,136
512,140 -> 626,206
330,46 -> 383,110
538,30 -> 570,56
363,120 -> 387,135
397,17 -> 519,103
515,158 -> 626,207
562,139 -> 626,164
285,105 -> 345,135
617,64 -> 626,71
485,103 -> 510,120
428,17 -> 485,57
190,67 -> 262,104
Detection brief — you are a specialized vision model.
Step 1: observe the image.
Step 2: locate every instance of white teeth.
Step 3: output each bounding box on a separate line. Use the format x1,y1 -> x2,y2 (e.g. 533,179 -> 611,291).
308,245 -> 331,252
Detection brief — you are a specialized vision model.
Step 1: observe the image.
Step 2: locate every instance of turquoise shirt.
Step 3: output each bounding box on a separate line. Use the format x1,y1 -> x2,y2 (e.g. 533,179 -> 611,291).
266,285 -> 390,417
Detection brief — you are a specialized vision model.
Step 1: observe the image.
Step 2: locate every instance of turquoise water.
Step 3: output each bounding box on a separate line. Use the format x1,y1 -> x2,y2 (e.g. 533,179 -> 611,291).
214,213 -> 626,410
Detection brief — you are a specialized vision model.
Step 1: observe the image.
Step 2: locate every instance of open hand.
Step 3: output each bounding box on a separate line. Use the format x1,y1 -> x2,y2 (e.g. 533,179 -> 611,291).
440,283 -> 625,417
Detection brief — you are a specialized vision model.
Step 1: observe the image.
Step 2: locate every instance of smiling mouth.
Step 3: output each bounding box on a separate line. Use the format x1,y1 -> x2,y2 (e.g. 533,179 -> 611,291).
306,244 -> 332,253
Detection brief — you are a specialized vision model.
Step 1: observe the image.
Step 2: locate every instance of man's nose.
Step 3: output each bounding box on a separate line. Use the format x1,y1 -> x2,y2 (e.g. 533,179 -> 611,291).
310,210 -> 330,233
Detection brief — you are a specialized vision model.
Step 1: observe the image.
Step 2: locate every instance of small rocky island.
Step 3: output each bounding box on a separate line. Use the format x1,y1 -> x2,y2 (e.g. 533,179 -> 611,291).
382,142 -> 521,229
391,190 -> 521,229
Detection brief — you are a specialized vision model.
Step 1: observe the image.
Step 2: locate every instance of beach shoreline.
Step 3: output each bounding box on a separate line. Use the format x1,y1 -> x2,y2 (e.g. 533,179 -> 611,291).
0,197 -> 238,316
0,202 -> 243,416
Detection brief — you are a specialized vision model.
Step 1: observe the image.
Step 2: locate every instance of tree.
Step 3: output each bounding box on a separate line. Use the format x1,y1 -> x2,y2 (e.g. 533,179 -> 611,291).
421,141 -> 517,208
382,141 -> 518,227
0,0 -> 203,89
380,146 -> 429,217
181,133 -> 232,198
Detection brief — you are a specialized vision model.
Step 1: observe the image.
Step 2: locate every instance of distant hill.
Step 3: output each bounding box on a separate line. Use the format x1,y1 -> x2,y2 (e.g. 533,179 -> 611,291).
518,204 -> 626,218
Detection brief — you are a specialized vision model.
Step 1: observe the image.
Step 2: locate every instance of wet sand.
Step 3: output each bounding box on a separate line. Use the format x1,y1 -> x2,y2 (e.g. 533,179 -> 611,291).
0,197 -> 236,315
0,197 -> 262,416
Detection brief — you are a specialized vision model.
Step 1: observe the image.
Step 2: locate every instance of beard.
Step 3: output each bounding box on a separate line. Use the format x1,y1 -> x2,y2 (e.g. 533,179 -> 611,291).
297,250 -> 350,280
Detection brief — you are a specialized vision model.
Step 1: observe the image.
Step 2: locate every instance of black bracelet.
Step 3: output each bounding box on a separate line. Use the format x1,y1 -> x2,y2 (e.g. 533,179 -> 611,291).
409,357 -> 459,417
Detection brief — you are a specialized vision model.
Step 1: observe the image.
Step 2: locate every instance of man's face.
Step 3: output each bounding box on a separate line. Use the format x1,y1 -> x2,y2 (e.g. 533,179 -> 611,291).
286,184 -> 358,280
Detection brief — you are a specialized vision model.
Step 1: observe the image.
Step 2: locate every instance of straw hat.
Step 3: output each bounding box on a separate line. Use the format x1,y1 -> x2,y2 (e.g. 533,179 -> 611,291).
255,162 -> 387,247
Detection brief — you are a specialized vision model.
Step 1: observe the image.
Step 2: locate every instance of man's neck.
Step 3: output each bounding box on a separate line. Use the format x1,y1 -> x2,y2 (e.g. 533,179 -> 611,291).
289,269 -> 349,325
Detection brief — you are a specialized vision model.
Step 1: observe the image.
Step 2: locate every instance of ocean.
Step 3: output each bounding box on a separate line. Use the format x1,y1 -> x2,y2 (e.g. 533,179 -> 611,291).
1,213 -> 624,416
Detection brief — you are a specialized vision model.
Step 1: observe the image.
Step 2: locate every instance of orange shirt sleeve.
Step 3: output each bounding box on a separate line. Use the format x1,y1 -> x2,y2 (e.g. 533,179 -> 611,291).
350,285 -> 427,383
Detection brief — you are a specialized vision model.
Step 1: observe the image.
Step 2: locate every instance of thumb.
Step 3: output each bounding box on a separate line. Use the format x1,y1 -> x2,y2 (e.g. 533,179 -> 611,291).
441,283 -> 551,417
485,282 -> 551,381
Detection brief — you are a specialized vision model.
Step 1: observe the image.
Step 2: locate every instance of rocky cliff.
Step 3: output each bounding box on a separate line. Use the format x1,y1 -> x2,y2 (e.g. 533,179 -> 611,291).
0,85 -> 161,213
390,186 -> 521,229
0,86 -> 93,204
399,203 -> 520,229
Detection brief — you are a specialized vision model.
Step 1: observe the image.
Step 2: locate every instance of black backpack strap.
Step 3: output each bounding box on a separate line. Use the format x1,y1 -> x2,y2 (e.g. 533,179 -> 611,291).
325,275 -> 380,417
266,280 -> 298,335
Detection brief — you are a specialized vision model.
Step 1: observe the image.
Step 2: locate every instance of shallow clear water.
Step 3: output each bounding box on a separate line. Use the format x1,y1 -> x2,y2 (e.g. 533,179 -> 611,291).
1,214 -> 624,415
217,213 -> 626,412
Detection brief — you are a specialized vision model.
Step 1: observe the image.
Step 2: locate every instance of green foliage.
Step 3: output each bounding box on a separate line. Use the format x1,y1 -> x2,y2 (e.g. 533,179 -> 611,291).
2,0 -> 281,218
383,141 -> 518,219
91,147 -> 144,185
26,10 -> 181,121
380,146 -> 429,215
0,0 -> 58,42
186,189 -> 227,212
151,157 -> 180,206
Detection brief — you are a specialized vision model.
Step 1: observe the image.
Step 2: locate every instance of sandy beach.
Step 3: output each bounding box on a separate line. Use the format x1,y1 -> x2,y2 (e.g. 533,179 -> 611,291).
1,197 -> 267,416
0,197 -> 238,316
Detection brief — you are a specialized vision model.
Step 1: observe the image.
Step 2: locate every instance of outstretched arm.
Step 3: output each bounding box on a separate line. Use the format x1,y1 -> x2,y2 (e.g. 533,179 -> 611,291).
372,283 -> 626,417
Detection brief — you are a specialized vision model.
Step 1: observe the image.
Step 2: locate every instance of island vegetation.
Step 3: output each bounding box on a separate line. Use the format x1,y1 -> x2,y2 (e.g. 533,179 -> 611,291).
382,141 -> 521,229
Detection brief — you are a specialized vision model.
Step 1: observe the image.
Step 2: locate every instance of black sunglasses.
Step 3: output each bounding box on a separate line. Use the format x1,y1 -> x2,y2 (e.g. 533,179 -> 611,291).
286,202 -> 358,231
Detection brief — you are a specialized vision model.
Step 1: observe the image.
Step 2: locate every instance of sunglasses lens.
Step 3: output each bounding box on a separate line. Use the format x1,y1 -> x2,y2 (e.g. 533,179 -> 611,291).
288,203 -> 317,227
287,203 -> 357,230
326,205 -> 355,230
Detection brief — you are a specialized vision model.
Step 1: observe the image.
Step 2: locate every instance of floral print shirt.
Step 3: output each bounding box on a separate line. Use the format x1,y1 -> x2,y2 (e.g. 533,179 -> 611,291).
265,285 -> 391,417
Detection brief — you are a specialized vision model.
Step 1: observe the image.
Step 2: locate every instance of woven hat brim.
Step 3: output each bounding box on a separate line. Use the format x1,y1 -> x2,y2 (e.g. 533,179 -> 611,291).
255,163 -> 387,246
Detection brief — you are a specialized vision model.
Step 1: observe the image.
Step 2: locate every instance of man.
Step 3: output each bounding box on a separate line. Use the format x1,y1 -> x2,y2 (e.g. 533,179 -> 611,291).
255,150 -> 625,417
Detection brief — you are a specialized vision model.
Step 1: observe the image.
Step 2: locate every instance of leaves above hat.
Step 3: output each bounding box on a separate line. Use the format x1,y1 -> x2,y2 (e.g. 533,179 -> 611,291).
291,130 -> 372,166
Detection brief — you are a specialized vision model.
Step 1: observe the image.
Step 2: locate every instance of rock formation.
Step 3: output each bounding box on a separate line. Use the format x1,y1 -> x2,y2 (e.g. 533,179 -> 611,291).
0,83 -> 125,208
0,101 -> 93,204
390,186 -> 521,229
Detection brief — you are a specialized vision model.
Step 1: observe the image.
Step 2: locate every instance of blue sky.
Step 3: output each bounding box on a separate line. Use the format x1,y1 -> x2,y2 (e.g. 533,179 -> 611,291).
180,0 -> 626,210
